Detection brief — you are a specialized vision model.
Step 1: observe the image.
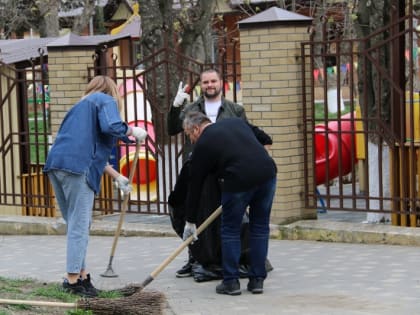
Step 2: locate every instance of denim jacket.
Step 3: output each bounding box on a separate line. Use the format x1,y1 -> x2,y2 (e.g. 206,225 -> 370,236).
43,92 -> 130,194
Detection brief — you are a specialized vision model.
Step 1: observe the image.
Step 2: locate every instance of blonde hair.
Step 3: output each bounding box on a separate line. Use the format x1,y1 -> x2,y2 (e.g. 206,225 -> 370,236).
84,75 -> 122,110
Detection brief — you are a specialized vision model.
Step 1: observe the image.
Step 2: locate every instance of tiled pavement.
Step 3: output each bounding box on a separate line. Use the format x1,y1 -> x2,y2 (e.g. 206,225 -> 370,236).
1,233 -> 420,315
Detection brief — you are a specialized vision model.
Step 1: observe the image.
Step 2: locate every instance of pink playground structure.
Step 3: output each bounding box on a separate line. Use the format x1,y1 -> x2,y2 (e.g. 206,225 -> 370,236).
118,78 -> 157,201
314,113 -> 357,185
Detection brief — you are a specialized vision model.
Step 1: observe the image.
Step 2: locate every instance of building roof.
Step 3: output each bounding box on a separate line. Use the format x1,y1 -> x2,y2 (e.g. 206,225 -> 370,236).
47,32 -> 131,47
0,33 -> 131,65
0,38 -> 55,65
238,6 -> 312,27
111,3 -> 141,38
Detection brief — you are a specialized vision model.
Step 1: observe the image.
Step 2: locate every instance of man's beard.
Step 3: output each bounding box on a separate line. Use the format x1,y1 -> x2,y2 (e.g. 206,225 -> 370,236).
203,87 -> 221,100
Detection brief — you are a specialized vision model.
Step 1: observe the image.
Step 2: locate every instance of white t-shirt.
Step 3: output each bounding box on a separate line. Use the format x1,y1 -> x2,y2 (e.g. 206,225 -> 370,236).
205,100 -> 222,122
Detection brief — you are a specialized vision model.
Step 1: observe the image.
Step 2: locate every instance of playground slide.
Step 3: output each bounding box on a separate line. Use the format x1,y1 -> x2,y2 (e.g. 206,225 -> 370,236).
118,78 -> 157,201
314,113 -> 357,185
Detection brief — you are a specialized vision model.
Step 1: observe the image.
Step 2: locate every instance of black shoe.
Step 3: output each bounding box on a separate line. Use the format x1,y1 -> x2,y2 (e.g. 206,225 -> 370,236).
216,279 -> 241,296
176,261 -> 193,278
62,279 -> 97,297
247,278 -> 264,294
81,274 -> 100,296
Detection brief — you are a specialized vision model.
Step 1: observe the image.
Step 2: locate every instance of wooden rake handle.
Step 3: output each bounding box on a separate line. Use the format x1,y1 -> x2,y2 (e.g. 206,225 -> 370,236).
109,141 -> 141,255
141,205 -> 223,288
0,298 -> 75,308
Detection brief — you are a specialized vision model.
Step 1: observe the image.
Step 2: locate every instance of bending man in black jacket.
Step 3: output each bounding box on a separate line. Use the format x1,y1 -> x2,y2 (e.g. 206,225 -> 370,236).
182,111 -> 277,296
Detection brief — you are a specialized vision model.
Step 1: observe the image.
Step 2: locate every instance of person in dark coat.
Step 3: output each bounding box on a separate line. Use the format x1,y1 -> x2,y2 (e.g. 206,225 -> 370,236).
182,111 -> 277,295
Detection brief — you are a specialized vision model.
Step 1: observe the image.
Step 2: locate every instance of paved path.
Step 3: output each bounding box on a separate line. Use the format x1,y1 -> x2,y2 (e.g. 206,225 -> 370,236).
1,235 -> 420,315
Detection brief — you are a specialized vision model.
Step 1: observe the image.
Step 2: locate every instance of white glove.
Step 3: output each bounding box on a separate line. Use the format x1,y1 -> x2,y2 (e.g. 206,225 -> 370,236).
182,222 -> 198,242
131,126 -> 147,142
115,175 -> 132,195
172,81 -> 189,108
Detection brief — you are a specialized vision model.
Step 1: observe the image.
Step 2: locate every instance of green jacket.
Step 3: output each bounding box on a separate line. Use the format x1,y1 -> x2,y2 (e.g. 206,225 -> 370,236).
167,96 -> 247,158
167,96 -> 246,136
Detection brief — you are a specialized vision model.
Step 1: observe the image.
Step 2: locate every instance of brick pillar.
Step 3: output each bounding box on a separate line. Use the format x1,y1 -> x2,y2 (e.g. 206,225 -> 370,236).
48,48 -> 94,135
239,11 -> 315,224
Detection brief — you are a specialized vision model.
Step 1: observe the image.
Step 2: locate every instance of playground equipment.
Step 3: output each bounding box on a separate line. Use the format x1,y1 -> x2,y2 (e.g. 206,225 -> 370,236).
119,78 -> 153,123
314,112 -> 357,185
118,78 -> 157,201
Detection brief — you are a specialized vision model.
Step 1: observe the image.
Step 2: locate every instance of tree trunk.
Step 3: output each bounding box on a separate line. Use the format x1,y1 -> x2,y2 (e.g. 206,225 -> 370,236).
38,0 -> 60,37
356,0 -> 392,222
72,0 -> 97,35
138,0 -> 217,141
178,0 -> 217,63
138,0 -> 176,142
356,0 -> 391,143
366,142 -> 391,223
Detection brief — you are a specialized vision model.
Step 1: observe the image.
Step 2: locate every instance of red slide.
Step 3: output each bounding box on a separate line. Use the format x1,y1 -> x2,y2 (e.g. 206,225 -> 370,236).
314,113 -> 356,185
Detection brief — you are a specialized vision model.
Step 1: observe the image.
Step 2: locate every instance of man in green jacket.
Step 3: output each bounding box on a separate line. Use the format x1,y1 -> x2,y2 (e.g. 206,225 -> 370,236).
167,69 -> 252,156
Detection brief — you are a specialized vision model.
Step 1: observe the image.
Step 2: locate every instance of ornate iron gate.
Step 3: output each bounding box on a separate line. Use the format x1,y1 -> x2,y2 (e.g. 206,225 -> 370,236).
0,56 -> 56,216
88,45 -> 240,214
0,40 -> 240,216
302,3 -> 420,226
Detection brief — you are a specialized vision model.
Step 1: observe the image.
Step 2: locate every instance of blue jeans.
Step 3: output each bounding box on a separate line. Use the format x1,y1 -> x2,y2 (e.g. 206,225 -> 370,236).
47,170 -> 94,274
220,176 -> 277,282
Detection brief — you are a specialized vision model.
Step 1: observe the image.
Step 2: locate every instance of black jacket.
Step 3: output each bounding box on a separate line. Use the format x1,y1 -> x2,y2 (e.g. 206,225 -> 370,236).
185,118 -> 277,223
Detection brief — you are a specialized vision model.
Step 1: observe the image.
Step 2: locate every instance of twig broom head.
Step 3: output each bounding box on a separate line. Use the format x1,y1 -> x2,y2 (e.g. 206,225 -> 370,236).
0,290 -> 166,315
77,290 -> 166,315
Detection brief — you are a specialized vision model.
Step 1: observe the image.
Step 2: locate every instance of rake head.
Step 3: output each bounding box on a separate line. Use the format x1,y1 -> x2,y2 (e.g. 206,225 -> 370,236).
100,264 -> 119,278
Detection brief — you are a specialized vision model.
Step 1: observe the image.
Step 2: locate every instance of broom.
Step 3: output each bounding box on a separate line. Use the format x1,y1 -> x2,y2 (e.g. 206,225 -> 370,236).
101,141 -> 141,278
0,289 -> 165,315
116,205 -> 223,296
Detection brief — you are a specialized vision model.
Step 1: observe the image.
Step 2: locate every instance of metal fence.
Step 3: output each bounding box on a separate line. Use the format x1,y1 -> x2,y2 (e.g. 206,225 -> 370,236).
302,5 -> 420,227
0,40 -> 241,217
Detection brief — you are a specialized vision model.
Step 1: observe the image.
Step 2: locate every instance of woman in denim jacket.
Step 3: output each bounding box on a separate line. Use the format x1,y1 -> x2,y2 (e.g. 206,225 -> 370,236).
44,76 -> 147,297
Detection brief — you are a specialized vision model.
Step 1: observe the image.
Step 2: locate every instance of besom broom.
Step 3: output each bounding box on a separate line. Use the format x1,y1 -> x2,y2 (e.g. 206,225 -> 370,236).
0,289 -> 165,315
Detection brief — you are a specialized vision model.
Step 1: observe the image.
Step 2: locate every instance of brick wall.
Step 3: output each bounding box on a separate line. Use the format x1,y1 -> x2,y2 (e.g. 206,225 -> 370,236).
240,24 -> 316,224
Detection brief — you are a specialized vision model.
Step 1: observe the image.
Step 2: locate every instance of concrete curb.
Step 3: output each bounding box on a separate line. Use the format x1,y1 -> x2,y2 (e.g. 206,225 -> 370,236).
2,215 -> 420,247
277,220 -> 420,246
0,215 -> 177,237
0,216 -> 67,235
0,215 -> 278,239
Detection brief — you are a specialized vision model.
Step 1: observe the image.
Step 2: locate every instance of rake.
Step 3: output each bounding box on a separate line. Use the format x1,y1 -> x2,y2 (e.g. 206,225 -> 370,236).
101,141 -> 141,278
